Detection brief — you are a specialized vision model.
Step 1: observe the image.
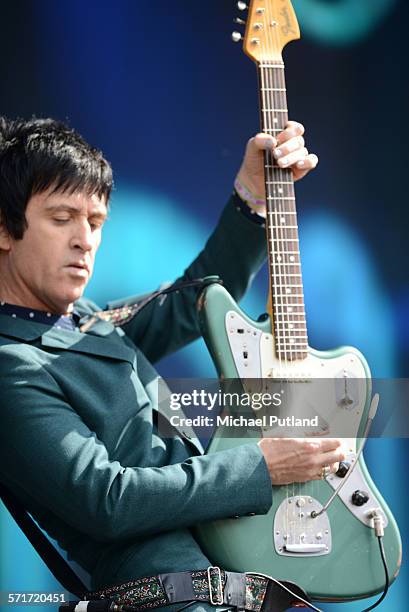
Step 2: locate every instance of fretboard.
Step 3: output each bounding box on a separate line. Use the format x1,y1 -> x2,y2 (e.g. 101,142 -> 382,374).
258,62 -> 308,361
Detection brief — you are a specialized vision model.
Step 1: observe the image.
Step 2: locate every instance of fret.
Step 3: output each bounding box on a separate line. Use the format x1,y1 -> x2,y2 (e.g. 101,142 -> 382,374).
266,181 -> 293,184
262,109 -> 288,113
269,270 -> 302,276
273,292 -> 304,297
269,238 -> 299,243
275,339 -> 308,344
270,283 -> 303,287
275,344 -> 308,349
274,329 -> 307,333
264,164 -> 291,170
273,302 -> 305,307
259,63 -> 284,68
269,227 -> 299,231
275,339 -> 308,343
266,196 -> 295,201
260,87 -> 286,92
272,314 -> 306,318
269,273 -> 302,277
274,310 -> 306,314
276,348 -> 308,353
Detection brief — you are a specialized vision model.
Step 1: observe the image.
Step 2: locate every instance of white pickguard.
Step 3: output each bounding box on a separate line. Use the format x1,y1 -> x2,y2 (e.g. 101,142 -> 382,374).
226,310 -> 368,442
225,310 -> 387,528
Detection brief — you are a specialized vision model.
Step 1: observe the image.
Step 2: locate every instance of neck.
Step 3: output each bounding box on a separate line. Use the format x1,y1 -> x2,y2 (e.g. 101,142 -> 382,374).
258,62 -> 308,361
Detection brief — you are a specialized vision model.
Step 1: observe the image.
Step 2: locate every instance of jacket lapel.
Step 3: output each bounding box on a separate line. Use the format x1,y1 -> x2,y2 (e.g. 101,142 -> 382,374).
0,314 -> 136,366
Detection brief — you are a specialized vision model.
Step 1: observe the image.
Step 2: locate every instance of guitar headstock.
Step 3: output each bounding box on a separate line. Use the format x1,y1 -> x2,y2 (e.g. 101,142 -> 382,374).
241,0 -> 300,63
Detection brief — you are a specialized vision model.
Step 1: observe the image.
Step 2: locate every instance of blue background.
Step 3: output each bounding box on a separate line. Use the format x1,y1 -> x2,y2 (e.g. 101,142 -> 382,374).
0,1 -> 408,610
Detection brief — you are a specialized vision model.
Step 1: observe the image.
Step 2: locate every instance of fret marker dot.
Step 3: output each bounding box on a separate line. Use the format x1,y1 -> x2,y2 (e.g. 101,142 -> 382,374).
0,301 -> 4,306
289,323 -> 294,329
278,188 -> 283,194
273,118 -> 278,124
287,307 -> 293,313
286,288 -> 291,294
12,314 -> 16,318
280,217 -> 286,224
290,338 -> 295,344
29,312 -> 34,318
277,255 -> 282,262
47,312 -> 52,317
290,255 -> 295,262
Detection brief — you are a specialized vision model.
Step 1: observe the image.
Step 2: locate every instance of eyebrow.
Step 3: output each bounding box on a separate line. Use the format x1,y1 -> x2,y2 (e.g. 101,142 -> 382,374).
44,204 -> 108,220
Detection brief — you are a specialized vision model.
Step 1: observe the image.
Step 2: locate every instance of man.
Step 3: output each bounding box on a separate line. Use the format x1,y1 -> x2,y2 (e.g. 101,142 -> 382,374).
0,117 -> 344,611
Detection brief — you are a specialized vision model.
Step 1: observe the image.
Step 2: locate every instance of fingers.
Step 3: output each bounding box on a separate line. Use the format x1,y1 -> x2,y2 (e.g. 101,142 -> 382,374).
252,122 -> 318,174
295,153 -> 319,172
277,120 -> 305,144
275,146 -> 309,168
253,133 -> 277,151
309,438 -> 342,453
295,439 -> 344,482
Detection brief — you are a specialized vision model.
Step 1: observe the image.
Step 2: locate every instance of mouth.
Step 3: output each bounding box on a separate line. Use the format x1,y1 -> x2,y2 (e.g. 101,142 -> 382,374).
66,263 -> 90,276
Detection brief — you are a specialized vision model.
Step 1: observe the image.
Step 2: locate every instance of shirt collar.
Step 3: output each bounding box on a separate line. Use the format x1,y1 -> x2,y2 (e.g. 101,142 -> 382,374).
0,301 -> 81,332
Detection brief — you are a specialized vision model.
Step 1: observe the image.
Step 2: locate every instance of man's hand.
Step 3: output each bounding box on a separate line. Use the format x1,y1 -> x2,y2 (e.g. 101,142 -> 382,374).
236,121 -> 318,216
258,437 -> 345,485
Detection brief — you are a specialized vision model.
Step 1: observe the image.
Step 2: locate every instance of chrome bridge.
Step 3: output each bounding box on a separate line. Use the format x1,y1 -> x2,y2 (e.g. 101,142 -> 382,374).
274,496 -> 332,557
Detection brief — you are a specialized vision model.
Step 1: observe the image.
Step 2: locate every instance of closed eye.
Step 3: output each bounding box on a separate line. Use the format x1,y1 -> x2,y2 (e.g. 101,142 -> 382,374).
53,218 -> 70,224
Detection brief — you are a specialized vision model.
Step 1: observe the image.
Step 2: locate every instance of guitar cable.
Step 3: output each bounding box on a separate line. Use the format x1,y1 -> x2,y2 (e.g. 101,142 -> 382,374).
310,394 -> 379,519
360,513 -> 390,612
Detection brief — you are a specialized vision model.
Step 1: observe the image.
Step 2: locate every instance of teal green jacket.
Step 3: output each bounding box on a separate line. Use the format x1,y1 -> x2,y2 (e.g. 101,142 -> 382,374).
0,195 -> 272,590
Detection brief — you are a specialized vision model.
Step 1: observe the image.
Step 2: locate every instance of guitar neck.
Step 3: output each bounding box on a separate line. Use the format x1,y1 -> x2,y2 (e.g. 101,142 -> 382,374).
258,62 -> 308,361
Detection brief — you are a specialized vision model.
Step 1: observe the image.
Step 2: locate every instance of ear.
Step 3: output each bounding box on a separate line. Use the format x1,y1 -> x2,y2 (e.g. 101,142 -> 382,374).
0,214 -> 12,251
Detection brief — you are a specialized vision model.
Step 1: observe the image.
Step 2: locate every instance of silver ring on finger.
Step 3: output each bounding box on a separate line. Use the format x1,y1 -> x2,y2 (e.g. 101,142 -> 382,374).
321,465 -> 331,480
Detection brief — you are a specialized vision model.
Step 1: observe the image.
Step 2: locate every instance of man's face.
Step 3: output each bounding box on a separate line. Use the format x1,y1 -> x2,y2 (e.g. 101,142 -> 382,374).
1,188 -> 107,314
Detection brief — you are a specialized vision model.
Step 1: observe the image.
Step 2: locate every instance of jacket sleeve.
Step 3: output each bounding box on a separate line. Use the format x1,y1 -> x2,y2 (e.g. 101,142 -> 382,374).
0,350 -> 272,543
115,192 -> 267,363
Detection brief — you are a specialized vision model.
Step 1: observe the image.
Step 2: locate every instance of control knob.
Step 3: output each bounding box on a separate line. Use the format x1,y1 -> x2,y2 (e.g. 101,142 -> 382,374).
351,490 -> 369,506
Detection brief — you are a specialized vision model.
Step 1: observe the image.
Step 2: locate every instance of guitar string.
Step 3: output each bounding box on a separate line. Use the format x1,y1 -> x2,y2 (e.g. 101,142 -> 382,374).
261,11 -> 296,539
276,60 -> 316,533
265,12 -> 296,541
261,16 -> 296,534
257,10 -> 289,536
272,56 -> 302,531
272,54 -> 305,363
266,15 -> 305,543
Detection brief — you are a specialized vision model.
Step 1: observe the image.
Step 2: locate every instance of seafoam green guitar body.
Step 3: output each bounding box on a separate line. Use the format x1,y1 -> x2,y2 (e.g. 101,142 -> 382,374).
194,283 -> 402,601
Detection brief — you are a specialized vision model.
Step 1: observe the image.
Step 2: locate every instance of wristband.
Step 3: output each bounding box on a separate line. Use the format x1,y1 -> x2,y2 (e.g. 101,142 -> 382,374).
234,176 -> 265,208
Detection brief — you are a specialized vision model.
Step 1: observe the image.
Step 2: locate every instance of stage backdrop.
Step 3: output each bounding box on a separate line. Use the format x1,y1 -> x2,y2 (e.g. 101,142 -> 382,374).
0,1 -> 408,610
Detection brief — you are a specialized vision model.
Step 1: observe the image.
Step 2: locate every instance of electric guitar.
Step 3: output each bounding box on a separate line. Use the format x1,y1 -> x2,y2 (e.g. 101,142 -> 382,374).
194,0 -> 401,603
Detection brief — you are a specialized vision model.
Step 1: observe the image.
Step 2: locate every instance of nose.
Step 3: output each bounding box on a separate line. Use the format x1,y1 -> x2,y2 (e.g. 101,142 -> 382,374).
70,219 -> 94,252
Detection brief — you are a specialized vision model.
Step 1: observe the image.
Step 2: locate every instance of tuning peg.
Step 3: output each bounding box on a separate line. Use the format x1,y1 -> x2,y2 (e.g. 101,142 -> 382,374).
237,1 -> 248,10
231,31 -> 243,43
233,17 -> 246,25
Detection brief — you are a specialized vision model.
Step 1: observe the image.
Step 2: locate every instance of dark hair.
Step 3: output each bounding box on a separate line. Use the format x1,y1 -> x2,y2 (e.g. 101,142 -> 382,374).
0,116 -> 113,239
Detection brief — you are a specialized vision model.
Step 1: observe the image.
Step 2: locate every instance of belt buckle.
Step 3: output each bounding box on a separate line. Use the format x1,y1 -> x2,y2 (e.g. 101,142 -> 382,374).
207,566 -> 224,606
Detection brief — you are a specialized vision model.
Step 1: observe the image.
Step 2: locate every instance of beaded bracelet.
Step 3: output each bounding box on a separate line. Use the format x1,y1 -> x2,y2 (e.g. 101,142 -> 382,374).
234,176 -> 265,209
